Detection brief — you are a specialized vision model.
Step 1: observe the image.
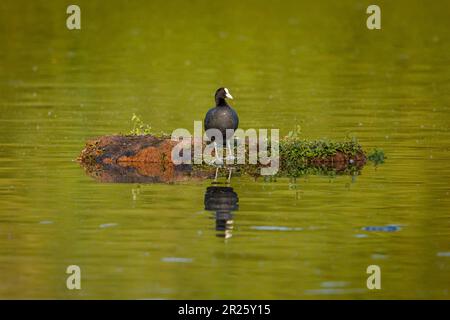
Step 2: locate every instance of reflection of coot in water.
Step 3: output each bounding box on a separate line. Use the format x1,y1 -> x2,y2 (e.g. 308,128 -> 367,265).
204,186 -> 239,239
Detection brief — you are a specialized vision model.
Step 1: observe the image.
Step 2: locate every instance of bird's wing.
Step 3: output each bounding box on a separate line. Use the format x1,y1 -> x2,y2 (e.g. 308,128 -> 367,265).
204,107 -> 216,130
232,108 -> 239,130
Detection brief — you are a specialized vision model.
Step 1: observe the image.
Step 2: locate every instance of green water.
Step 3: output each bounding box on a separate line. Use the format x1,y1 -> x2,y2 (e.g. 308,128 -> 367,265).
0,0 -> 449,299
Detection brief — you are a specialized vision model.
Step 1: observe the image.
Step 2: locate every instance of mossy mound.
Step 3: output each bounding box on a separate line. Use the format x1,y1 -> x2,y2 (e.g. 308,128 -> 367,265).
78,134 -> 367,183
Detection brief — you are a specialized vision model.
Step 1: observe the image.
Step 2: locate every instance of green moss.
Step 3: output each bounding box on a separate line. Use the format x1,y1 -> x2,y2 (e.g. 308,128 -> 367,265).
278,137 -> 363,176
191,137 -> 365,178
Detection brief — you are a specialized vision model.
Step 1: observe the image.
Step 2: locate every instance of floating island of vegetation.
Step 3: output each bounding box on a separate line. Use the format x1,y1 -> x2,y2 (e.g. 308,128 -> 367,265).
78,115 -> 384,183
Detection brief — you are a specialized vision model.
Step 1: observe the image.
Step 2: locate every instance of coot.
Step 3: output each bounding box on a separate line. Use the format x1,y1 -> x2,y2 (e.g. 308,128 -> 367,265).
204,87 -> 239,164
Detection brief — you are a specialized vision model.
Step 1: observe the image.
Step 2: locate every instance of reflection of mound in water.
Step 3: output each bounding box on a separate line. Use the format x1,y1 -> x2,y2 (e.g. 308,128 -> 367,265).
81,162 -> 211,183
204,186 -> 239,239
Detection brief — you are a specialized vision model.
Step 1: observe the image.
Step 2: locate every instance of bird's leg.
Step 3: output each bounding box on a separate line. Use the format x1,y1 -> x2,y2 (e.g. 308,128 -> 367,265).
212,141 -> 223,166
227,167 -> 233,183
214,167 -> 219,182
226,139 -> 235,163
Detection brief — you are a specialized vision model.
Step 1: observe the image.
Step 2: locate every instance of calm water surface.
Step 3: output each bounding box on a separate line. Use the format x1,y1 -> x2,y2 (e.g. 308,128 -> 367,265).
0,0 -> 449,298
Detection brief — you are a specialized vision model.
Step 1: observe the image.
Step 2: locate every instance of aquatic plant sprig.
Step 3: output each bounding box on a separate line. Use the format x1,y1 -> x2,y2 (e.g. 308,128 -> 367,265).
368,148 -> 386,165
130,113 -> 152,135
129,113 -> 170,137
286,125 -> 302,139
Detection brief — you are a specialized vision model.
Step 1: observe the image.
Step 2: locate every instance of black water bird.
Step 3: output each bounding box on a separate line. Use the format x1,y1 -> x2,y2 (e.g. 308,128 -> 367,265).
204,88 -> 239,168
204,186 -> 239,239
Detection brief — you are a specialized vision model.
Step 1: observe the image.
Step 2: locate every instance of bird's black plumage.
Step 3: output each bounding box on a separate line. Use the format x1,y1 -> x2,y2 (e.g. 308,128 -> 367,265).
204,88 -> 239,145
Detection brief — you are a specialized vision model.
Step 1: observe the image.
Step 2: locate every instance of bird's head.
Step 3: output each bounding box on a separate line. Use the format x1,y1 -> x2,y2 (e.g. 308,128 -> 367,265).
215,87 -> 233,106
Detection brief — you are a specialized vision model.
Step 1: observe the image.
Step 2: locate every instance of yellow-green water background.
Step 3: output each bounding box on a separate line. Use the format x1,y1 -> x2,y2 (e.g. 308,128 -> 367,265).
0,0 -> 449,299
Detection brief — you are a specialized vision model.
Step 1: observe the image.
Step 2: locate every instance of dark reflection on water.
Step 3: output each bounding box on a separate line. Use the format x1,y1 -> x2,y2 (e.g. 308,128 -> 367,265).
80,160 -> 365,184
204,186 -> 239,239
